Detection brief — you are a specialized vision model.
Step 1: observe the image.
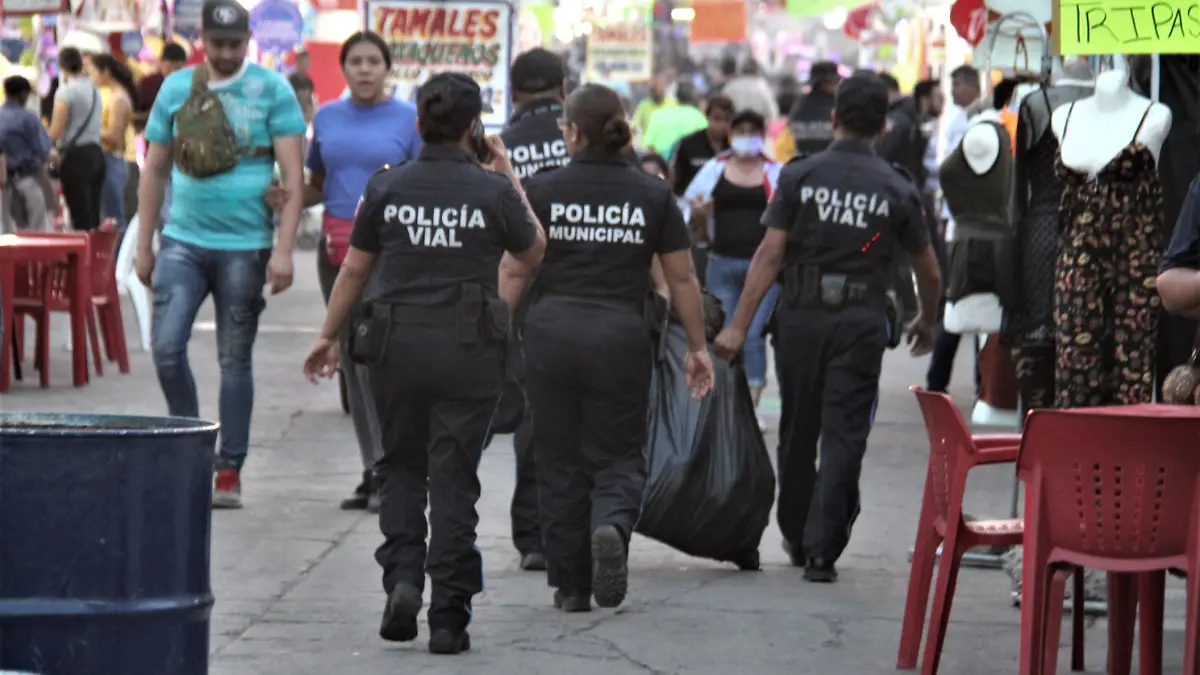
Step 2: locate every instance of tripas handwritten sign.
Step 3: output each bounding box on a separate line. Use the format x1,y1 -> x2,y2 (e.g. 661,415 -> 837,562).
1054,0 -> 1200,54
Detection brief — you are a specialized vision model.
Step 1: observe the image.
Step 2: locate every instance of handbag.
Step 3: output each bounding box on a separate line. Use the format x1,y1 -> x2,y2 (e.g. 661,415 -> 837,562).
48,87 -> 99,180
1161,324 -> 1200,405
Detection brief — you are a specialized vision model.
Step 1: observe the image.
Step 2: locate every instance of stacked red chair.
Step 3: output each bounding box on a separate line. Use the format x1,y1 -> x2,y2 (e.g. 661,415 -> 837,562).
899,387 -> 1085,675
1017,405 -> 1200,675
10,230 -> 130,386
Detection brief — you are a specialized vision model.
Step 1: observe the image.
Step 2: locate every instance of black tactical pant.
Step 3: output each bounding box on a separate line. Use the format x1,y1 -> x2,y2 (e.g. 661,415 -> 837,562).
511,400 -> 542,556
523,297 -> 652,595
775,305 -> 888,562
369,322 -> 504,632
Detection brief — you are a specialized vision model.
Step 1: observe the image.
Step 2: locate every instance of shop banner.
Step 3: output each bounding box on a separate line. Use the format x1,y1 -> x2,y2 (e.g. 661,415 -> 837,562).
1,0 -> 68,15
250,0 -> 305,53
173,0 -> 203,40
365,0 -> 513,129
585,23 -> 652,82
1053,0 -> 1200,54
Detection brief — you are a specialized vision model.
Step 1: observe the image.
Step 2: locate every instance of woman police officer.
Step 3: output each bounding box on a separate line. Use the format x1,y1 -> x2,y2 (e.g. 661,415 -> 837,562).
520,83 -> 715,612
302,72 -> 546,655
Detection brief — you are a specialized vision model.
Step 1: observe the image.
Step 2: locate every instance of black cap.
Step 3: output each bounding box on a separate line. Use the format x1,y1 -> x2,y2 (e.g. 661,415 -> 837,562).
510,48 -> 565,94
809,61 -> 841,85
202,0 -> 250,39
418,71 -> 493,116
730,108 -> 766,131
834,72 -> 889,128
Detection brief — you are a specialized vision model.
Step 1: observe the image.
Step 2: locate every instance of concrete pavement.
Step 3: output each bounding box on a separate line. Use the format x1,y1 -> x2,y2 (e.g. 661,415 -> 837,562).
2,249 -> 1188,674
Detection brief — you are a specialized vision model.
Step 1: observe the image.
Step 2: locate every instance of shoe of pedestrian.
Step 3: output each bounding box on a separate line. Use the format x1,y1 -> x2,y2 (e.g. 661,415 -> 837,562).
733,549 -> 761,571
340,472 -> 371,510
781,540 -> 804,567
520,551 -> 547,571
379,583 -> 422,642
428,627 -> 471,655
212,468 -> 243,509
553,590 -> 591,613
591,525 -> 628,608
803,558 -> 838,583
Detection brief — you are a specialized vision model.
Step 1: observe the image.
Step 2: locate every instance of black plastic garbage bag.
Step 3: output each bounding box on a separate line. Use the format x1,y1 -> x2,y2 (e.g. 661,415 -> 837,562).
636,322 -> 776,567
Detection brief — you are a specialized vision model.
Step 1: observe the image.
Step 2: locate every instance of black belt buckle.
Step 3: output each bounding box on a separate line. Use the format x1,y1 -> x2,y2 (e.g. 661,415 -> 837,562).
348,303 -> 390,365
819,274 -> 848,308
456,284 -> 484,345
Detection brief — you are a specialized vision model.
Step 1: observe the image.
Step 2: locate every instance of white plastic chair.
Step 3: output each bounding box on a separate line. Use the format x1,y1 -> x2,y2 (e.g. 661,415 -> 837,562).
115,215 -> 156,352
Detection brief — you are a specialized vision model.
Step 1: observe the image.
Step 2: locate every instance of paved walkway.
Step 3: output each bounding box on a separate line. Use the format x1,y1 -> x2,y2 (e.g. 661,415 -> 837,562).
3,250 -> 1187,674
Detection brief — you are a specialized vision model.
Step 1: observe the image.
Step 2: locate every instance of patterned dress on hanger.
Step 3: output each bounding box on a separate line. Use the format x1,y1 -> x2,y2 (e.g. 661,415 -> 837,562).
1053,103 -> 1164,408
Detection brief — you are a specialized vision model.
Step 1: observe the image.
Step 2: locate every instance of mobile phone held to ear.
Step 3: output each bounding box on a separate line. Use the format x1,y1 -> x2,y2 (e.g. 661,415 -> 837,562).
472,117 -> 493,164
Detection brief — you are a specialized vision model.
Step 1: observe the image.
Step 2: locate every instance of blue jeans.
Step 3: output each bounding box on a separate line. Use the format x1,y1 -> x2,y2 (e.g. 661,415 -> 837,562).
706,251 -> 782,388
151,237 -> 269,470
100,152 -> 128,224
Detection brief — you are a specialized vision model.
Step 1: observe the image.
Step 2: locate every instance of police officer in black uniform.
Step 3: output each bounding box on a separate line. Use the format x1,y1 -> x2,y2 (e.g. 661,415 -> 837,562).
782,61 -> 841,160
521,83 -> 715,612
302,72 -> 546,654
713,72 -> 940,583
495,47 -> 569,573
502,48 -> 569,180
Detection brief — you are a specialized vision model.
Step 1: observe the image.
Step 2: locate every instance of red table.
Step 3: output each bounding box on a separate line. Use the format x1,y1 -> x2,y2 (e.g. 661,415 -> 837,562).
0,234 -> 91,392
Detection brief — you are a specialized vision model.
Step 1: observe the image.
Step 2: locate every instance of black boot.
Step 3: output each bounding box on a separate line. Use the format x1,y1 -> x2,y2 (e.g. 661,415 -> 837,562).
428,627 -> 471,655
804,558 -> 838,583
379,583 -> 422,642
340,471 -> 371,510
591,525 -> 628,608
553,590 -> 591,613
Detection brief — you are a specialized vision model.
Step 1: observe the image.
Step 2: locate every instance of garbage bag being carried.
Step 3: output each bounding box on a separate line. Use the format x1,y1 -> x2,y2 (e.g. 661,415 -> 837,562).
636,322 -> 776,569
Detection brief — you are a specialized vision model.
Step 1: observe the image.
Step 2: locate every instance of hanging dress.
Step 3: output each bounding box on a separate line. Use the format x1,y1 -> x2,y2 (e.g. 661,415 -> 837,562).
1053,103 -> 1164,408
1007,84 -> 1093,411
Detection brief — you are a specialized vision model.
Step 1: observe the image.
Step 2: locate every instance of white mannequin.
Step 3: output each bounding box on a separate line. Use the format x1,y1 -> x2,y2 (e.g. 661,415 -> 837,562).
1052,68 -> 1172,176
944,108 -> 1005,336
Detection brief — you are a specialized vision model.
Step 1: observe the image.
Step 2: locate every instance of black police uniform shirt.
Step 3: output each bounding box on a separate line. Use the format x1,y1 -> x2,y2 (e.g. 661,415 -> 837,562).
877,97 -> 927,187
671,129 -> 727,196
500,100 -> 568,181
524,148 -> 693,308
1162,175 -> 1200,273
789,89 -> 837,158
350,145 -> 539,306
762,139 -> 930,294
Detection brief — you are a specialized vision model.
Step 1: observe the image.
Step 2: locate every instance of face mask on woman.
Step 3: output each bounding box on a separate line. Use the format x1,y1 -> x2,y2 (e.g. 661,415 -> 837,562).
730,134 -> 764,157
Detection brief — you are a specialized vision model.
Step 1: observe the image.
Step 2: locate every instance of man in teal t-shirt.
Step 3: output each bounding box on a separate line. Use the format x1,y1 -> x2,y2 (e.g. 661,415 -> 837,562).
135,0 -> 308,509
641,81 -> 707,157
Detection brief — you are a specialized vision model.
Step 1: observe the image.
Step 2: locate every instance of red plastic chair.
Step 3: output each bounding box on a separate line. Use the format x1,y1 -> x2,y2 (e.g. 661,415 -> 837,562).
1017,405 -> 1200,675
898,387 -> 1085,675
10,230 -> 128,384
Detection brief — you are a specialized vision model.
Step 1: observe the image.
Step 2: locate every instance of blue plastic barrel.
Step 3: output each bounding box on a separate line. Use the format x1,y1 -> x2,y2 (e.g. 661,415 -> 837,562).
0,412 -> 219,674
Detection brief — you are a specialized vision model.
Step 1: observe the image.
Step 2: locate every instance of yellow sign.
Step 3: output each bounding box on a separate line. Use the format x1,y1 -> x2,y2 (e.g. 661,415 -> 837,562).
1055,0 -> 1200,54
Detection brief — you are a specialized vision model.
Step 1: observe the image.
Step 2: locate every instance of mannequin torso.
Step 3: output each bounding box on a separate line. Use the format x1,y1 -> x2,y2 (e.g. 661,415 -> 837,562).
1052,70 -> 1172,177
961,109 -> 1003,174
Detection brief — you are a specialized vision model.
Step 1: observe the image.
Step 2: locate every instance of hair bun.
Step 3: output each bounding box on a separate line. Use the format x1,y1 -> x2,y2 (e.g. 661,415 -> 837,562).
421,87 -> 454,119
601,117 -> 632,151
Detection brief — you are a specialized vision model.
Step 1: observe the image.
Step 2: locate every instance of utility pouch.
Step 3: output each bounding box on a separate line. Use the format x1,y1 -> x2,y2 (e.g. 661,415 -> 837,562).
348,303 -> 390,365
783,266 -> 801,307
819,274 -> 848,309
456,284 -> 484,346
644,291 -> 670,360
885,291 -> 902,350
486,298 -> 511,343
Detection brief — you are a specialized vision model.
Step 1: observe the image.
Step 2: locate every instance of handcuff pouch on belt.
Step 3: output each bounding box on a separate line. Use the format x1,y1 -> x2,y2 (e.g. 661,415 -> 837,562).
784,265 -> 871,310
348,302 -> 390,365
645,291 -> 670,359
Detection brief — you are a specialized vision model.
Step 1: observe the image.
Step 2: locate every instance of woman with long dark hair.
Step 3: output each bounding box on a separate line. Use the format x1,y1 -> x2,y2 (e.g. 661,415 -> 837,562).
275,31 -> 421,512
47,47 -> 105,231
87,53 -> 138,225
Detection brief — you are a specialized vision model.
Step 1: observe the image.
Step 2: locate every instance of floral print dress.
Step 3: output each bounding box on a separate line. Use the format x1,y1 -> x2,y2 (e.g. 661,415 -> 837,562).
1053,103 -> 1164,408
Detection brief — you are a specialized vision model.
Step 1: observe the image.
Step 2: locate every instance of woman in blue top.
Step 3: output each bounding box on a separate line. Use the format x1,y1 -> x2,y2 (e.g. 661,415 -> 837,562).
295,31 -> 421,511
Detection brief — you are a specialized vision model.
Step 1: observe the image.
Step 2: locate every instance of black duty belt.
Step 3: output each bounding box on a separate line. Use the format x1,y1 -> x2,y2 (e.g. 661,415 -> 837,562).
539,292 -> 641,315
384,304 -> 458,325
